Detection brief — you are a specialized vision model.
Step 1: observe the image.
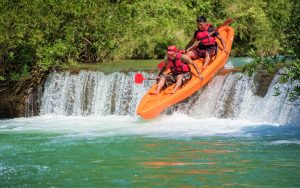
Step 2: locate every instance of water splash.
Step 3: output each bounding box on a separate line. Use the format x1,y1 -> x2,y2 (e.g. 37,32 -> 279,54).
0,114 -> 272,137
39,71 -> 300,125
25,86 -> 43,117
40,71 -> 154,116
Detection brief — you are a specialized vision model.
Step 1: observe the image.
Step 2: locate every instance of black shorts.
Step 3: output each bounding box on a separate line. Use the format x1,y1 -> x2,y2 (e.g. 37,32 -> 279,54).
196,45 -> 217,58
162,72 -> 191,87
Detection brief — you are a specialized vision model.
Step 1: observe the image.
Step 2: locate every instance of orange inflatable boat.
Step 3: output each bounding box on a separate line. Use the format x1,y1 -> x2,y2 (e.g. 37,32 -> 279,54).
137,26 -> 234,119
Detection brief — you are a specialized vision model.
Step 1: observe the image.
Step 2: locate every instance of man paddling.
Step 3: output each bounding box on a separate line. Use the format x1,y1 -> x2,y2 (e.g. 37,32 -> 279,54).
153,46 -> 203,95
185,16 -> 228,69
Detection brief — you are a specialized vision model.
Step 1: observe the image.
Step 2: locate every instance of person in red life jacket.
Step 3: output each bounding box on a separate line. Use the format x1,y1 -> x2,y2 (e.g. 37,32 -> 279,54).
153,45 -> 203,95
185,16 -> 228,69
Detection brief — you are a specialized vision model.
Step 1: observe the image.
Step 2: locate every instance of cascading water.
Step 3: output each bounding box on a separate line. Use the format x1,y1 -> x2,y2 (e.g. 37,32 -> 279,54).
40,71 -> 152,116
40,70 -> 300,125
2,69 -> 300,188
167,73 -> 300,125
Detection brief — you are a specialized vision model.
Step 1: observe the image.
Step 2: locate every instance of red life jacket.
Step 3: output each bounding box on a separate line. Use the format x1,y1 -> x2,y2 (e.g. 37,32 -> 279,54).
196,23 -> 216,46
168,53 -> 190,75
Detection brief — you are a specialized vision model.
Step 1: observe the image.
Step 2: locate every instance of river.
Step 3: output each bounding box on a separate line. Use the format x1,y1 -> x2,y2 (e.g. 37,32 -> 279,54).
1,59 -> 300,187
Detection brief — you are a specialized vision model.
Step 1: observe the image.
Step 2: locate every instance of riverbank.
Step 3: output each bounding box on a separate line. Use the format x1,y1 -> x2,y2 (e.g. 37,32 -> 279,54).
0,85 -> 41,118
60,57 -> 251,73
61,59 -> 163,73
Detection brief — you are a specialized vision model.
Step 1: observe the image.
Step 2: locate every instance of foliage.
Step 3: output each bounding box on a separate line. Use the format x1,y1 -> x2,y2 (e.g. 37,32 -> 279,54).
269,0 -> 299,101
282,0 -> 300,58
275,60 -> 300,101
241,49 -> 285,76
0,0 -> 134,90
0,0 -> 299,95
242,49 -> 300,101
222,0 -> 286,56
241,49 -> 287,97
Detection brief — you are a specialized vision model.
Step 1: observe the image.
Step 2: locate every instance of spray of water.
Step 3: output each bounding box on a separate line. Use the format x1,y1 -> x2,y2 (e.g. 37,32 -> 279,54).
38,70 -> 299,125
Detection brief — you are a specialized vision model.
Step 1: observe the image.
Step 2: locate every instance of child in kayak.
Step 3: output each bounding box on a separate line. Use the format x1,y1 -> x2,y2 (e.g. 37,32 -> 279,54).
185,16 -> 228,69
153,46 -> 203,95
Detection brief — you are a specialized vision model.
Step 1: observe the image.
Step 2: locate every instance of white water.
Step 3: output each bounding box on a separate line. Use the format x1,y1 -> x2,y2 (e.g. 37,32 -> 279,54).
40,71 -> 151,116
1,69 -> 299,137
169,73 -> 300,125
39,70 -> 300,125
0,114 -> 274,137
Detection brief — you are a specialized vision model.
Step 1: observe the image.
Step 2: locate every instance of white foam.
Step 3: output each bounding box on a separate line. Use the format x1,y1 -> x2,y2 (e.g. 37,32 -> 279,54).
269,140 -> 300,145
37,71 -> 300,125
0,114 -> 277,138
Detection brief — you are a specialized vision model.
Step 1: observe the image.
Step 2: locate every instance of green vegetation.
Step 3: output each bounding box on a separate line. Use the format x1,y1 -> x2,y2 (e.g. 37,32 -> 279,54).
275,60 -> 300,101
241,49 -> 286,97
0,0 -> 299,98
277,0 -> 300,101
241,52 -> 299,101
241,49 -> 286,77
241,0 -> 299,100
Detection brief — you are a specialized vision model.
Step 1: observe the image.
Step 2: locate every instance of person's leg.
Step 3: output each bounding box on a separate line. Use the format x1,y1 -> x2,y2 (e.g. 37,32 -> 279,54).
186,50 -> 199,60
202,51 -> 211,69
172,75 -> 183,94
211,46 -> 217,60
154,76 -> 166,95
181,72 -> 192,85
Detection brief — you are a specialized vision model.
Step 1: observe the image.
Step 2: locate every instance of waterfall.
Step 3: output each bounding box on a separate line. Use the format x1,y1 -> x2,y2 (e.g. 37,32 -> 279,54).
40,71 -> 153,116
167,73 -> 299,125
40,70 -> 300,125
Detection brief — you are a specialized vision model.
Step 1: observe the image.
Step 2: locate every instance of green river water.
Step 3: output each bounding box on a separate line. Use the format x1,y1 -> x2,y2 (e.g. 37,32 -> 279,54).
1,116 -> 299,187
1,57 -> 299,187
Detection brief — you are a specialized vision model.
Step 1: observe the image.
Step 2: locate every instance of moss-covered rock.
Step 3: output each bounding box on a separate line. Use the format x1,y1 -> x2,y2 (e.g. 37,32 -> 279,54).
0,79 -> 45,118
252,68 -> 276,97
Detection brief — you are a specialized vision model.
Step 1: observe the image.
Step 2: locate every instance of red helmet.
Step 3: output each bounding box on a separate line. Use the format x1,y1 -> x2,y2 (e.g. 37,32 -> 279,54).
167,45 -> 178,52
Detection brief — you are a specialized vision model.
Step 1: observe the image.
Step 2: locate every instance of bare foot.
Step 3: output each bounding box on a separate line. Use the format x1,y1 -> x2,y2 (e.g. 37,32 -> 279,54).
201,66 -> 207,70
171,90 -> 176,94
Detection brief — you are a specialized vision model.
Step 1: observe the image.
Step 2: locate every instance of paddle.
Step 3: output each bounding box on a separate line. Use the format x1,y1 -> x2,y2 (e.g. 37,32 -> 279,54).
134,61 -> 166,84
136,22 -> 228,85
134,73 -> 157,84
157,60 -> 166,71
186,18 -> 233,52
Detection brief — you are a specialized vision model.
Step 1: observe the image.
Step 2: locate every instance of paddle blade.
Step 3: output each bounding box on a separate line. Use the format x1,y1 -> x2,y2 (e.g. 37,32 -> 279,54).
157,61 -> 165,70
222,18 -> 233,26
134,73 -> 144,84
158,61 -> 170,71
216,18 -> 233,31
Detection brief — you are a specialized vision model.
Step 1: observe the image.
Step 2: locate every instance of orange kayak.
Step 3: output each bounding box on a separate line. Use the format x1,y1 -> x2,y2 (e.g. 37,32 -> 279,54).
137,26 -> 234,119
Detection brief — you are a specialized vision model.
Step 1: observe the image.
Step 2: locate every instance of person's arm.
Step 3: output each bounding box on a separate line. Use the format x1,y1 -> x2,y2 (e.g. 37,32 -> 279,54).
185,37 -> 196,51
180,54 -> 204,80
157,55 -> 168,77
216,35 -> 228,54
208,26 -> 228,54
185,30 -> 199,52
